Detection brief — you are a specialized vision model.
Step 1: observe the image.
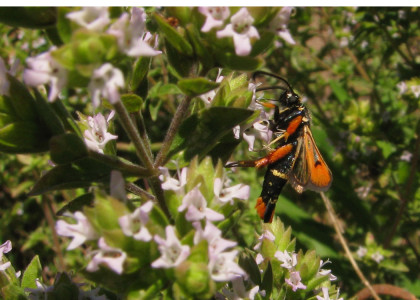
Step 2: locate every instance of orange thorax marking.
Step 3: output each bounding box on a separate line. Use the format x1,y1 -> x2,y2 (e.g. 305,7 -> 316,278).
287,115 -> 303,136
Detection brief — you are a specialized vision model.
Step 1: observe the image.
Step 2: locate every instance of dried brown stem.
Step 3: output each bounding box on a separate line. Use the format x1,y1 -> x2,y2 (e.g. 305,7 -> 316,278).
355,284 -> 416,300
320,192 -> 381,300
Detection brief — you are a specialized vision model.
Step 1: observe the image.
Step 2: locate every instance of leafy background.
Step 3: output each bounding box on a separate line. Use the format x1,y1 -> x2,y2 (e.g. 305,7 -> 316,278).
0,7 -> 419,299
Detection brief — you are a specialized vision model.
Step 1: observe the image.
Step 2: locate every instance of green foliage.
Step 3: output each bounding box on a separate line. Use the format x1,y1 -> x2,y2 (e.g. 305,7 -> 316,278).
0,6 -> 419,300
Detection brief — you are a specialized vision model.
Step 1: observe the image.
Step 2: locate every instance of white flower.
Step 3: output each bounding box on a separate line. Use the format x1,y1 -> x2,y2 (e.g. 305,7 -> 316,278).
199,68 -> 224,107
269,7 -> 296,45
198,7 -> 230,32
356,246 -> 367,258
108,7 -> 162,57
0,57 -> 18,96
233,82 -> 272,151
229,276 -> 263,300
254,229 -> 275,251
318,259 -> 337,281
316,286 -> 344,300
216,8 -> 260,56
234,120 -> 272,151
397,81 -> 407,95
119,201 -> 153,241
285,271 -> 306,292
178,186 -> 224,222
193,220 -> 236,256
88,63 -> 124,107
158,166 -> 188,194
66,7 -> 110,32
25,278 -> 54,297
55,211 -> 99,250
400,150 -> 412,162
151,226 -> 190,268
410,85 -> 420,98
0,240 -> 12,272
208,250 -> 246,282
275,250 -> 297,270
86,238 -> 126,274
23,48 -> 67,102
213,177 -> 250,205
371,251 -> 384,263
83,111 -> 118,154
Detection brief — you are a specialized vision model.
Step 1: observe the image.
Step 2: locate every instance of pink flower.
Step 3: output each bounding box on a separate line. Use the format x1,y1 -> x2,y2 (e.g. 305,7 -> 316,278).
86,238 -> 126,274
208,250 -> 246,282
193,220 -> 236,255
285,271 -> 306,292
66,7 -> 110,32
269,7 -> 296,45
88,63 -> 124,107
216,8 -> 260,56
118,201 -> 153,241
0,240 -> 12,271
151,226 -> 190,268
108,7 -> 161,57
178,186 -> 224,222
83,111 -> 118,154
55,211 -> 99,250
23,48 -> 67,102
275,250 -> 297,270
198,7 -> 230,32
213,177 -> 249,205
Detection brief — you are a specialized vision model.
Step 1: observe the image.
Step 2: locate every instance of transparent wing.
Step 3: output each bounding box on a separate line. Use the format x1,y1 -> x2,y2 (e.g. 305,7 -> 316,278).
289,126 -> 332,193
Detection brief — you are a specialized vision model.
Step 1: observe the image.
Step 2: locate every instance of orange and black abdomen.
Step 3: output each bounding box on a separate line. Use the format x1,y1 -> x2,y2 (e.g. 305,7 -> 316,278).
255,140 -> 298,222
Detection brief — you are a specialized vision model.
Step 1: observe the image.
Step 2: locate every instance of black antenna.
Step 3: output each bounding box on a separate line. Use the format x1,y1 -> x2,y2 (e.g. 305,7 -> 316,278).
252,71 -> 295,94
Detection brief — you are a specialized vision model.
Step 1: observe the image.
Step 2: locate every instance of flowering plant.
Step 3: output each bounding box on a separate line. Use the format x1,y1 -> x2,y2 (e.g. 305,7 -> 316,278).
0,6 -> 419,300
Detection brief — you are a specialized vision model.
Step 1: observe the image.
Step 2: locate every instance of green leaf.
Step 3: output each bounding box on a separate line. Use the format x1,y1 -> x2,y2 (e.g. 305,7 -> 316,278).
329,80 -> 349,104
7,75 -> 38,121
166,107 -> 253,165
261,261 -> 273,299
185,24 -> 214,72
21,256 -> 42,289
56,7 -> 73,43
56,193 -> 94,216
376,140 -> 396,159
250,31 -> 275,56
29,157 -> 114,195
0,122 -> 49,153
33,89 -> 65,135
238,249 -> 261,286
214,51 -> 262,71
153,13 -> 193,56
177,78 -> 220,97
121,94 -> 143,113
0,7 -> 56,29
49,133 -> 88,165
0,284 -> 26,300
131,56 -> 151,91
164,39 -> 193,78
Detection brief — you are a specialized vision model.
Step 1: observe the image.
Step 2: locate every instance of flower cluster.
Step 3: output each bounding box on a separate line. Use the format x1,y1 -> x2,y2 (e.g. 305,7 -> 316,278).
199,7 -> 295,56
23,7 -> 160,105
221,218 -> 344,299
53,158 -> 251,297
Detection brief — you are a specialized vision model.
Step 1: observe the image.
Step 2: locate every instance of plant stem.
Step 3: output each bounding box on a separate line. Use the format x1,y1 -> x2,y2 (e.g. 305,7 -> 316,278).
320,192 -> 381,300
88,149 -> 153,177
113,100 -> 155,173
149,176 -> 172,222
41,195 -> 65,272
113,100 -> 172,220
154,96 -> 192,167
125,182 -> 156,201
